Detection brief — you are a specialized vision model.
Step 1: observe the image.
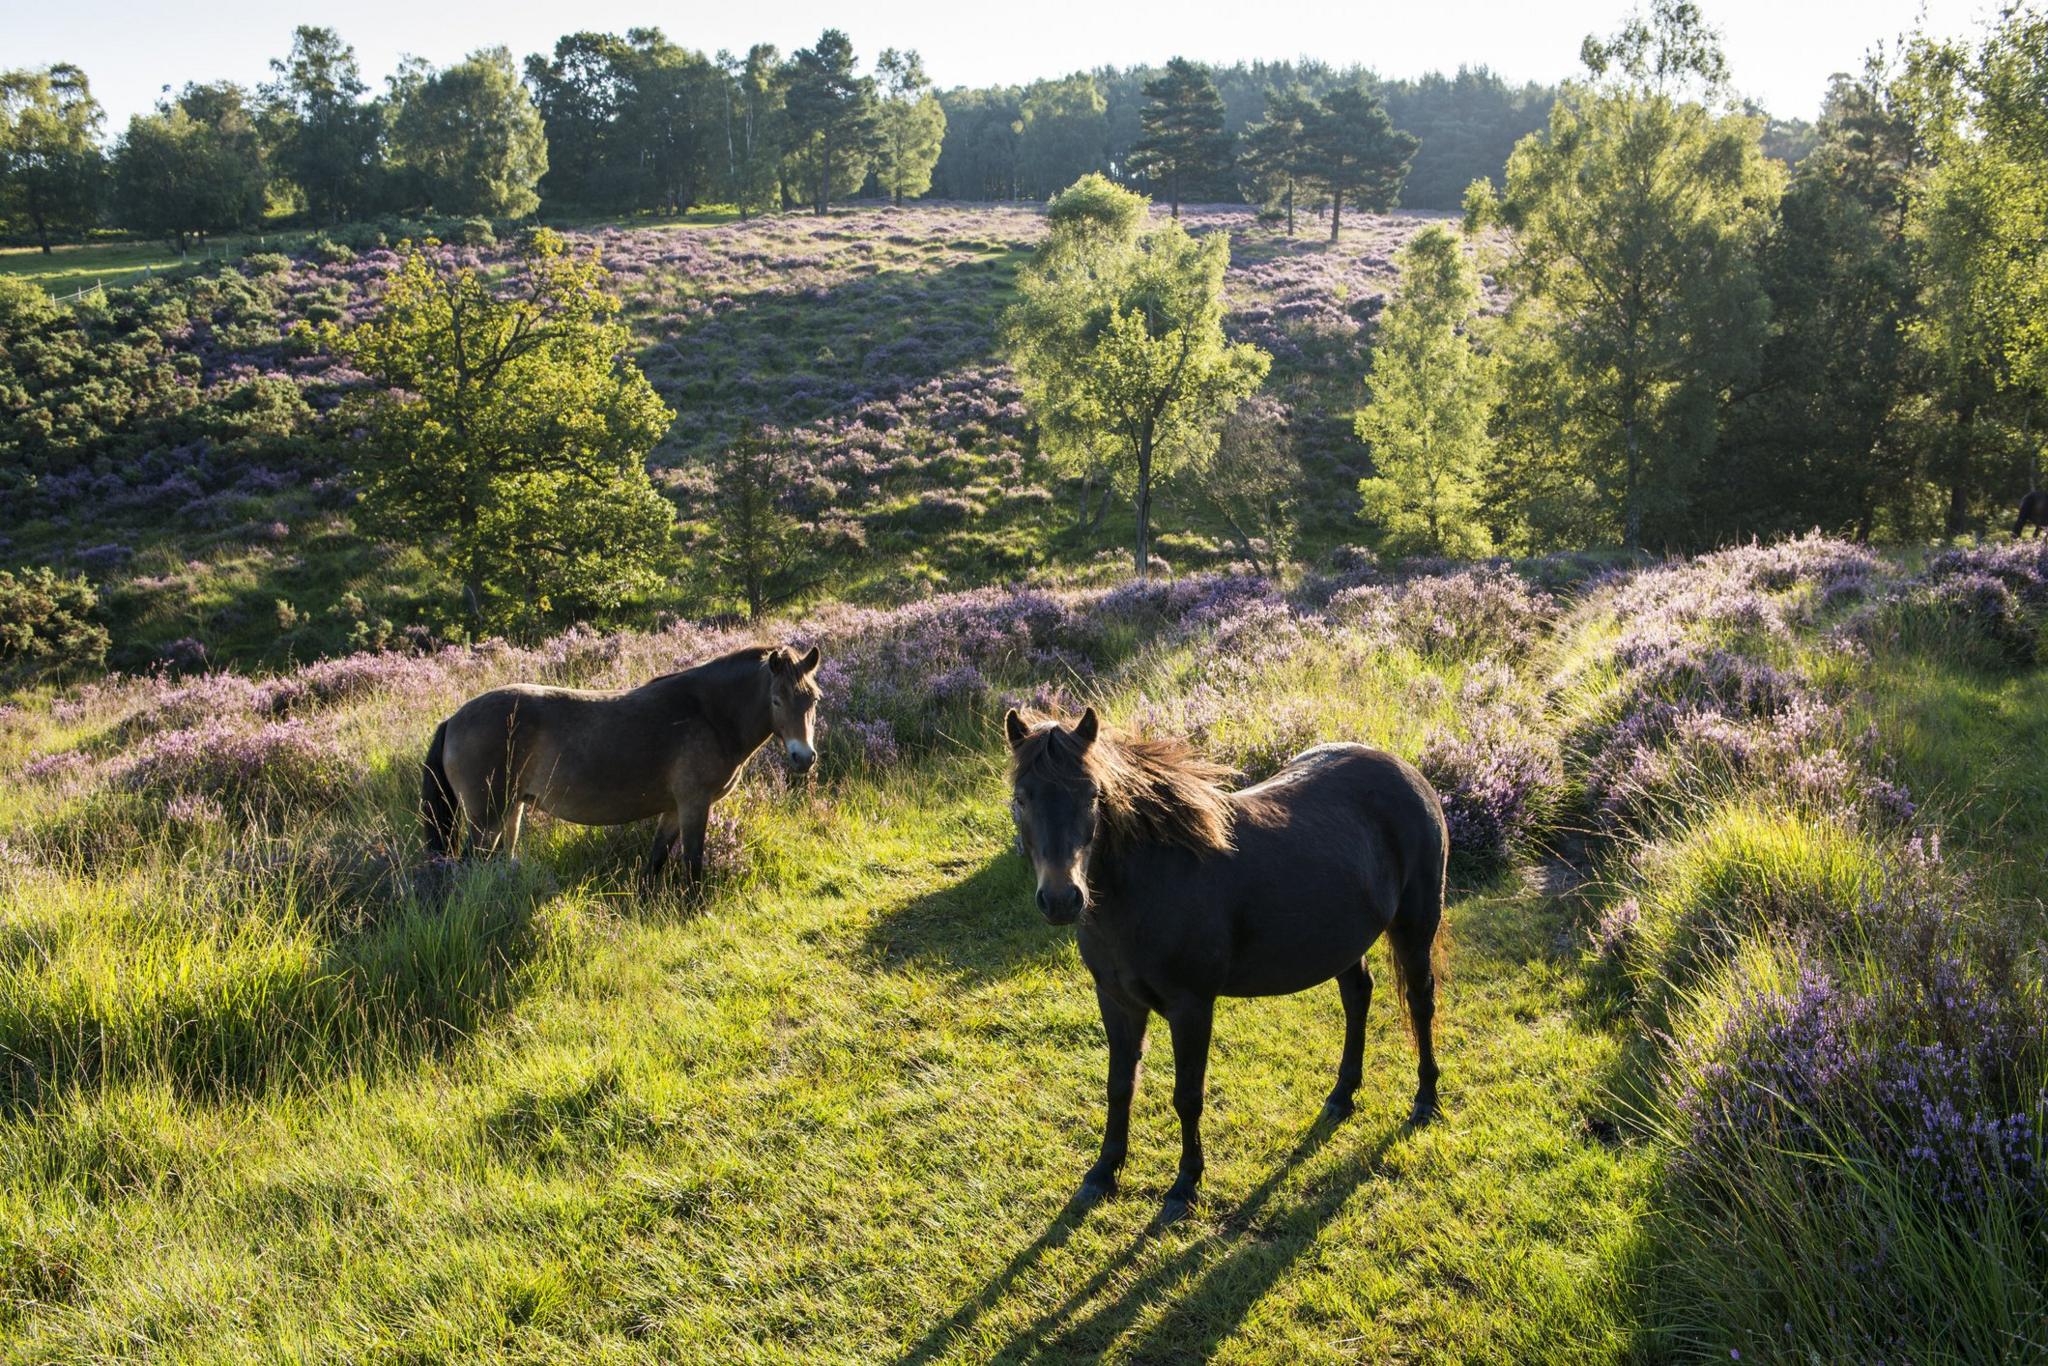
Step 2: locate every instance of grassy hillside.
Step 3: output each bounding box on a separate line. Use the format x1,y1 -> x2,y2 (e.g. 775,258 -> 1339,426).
1,535 -> 2042,1359
4,204 -> 1454,674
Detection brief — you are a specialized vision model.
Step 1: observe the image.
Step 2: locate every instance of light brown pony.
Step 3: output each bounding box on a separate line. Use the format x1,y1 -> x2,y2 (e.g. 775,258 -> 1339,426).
421,644 -> 821,879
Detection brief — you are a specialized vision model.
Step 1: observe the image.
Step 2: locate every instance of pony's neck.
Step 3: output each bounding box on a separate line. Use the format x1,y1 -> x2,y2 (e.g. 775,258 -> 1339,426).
702,657 -> 777,772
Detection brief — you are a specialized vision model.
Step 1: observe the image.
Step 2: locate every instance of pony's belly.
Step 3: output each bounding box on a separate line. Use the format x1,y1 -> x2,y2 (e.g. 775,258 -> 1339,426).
527,784 -> 670,827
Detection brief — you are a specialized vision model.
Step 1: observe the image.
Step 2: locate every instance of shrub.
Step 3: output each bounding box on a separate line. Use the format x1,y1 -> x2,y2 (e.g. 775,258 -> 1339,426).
0,567 -> 110,680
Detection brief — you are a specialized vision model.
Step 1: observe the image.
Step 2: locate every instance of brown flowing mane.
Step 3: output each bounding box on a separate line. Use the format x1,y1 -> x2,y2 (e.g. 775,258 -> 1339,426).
1009,714 -> 1236,855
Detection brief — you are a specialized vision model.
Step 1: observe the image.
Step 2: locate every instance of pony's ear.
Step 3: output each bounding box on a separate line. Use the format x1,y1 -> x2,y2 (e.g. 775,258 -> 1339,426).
1004,709 -> 1030,750
797,645 -> 821,675
1071,707 -> 1100,748
768,649 -> 789,676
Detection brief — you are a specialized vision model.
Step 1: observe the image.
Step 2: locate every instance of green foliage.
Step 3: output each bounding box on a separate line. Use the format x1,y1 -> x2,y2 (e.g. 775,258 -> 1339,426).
1014,76 -> 1109,200
0,565 -> 107,679
325,230 -> 675,630
719,45 -> 788,218
1708,61 -> 1919,541
706,425 -> 816,619
1238,87 -> 1317,235
1172,393 -> 1300,572
1356,225 -> 1496,557
1128,58 -> 1233,217
784,30 -> 878,215
388,48 -> 548,219
111,83 -> 269,251
0,64 -> 104,254
1302,85 -> 1418,241
873,50 -> 946,205
1898,8 -> 2048,532
1007,178 -> 1270,573
262,27 -> 385,225
1472,3 -> 1780,549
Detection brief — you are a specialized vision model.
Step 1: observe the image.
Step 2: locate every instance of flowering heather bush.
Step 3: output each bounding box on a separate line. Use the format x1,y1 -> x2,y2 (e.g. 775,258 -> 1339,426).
1418,711 -> 1560,863
114,717 -> 365,811
1670,858 -> 2047,1220
1883,571 -> 2040,669
1329,566 -> 1554,659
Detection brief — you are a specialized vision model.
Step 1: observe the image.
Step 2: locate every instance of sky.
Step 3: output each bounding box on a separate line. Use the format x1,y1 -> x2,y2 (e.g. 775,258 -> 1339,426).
9,0 -> 2001,136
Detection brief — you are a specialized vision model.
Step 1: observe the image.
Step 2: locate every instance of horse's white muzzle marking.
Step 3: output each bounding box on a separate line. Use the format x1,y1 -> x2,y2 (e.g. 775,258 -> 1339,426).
787,740 -> 816,769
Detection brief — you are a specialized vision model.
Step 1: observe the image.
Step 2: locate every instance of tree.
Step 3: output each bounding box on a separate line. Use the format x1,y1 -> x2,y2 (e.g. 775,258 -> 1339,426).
613,30 -> 724,215
1355,225 -> 1497,557
1468,0 -> 1779,549
263,27 -> 384,223
112,84 -> 268,251
1016,76 -> 1109,199
1897,8 -> 2048,533
784,30 -> 876,215
388,48 -> 547,217
874,49 -> 946,205
0,64 -> 103,254
1239,87 -> 1316,235
1128,57 -> 1231,218
524,33 -> 631,206
707,425 -> 817,619
1006,174 -> 1270,575
1175,393 -> 1301,573
1708,59 -> 1920,541
325,230 -> 675,630
719,45 -> 786,218
1304,85 -> 1418,242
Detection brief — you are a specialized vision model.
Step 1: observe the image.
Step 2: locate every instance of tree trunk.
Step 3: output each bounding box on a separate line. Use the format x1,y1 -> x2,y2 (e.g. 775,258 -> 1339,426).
1945,401 -> 1977,537
1623,415 -> 1643,552
815,131 -> 831,216
1328,190 -> 1342,244
1134,434 -> 1154,577
1285,187 -> 1294,238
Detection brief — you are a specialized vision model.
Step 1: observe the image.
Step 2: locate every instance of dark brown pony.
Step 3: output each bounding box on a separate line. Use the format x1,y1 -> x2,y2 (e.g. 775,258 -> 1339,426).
1005,707 -> 1447,1218
422,644 -> 821,879
2016,491 -> 2047,539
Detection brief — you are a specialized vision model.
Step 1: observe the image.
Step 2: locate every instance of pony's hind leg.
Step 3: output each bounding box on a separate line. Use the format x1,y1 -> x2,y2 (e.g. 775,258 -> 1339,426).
645,811 -> 680,878
1388,894 -> 1442,1125
1323,960 -> 1372,1122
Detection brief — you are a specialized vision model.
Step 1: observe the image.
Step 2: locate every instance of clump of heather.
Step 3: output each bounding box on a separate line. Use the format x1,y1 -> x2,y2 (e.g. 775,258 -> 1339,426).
1333,566 -> 1555,660
1418,714 -> 1560,864
114,717 -> 365,811
1884,571 -> 2040,669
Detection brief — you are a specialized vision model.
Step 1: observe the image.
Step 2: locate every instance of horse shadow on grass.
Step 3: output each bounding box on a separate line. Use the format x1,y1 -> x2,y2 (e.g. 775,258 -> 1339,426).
899,1114 -> 1407,1363
860,847 -> 1075,984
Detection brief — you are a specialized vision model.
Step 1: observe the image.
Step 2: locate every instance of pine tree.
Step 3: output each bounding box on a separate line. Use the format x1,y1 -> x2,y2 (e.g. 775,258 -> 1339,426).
1239,87 -> 1316,235
874,49 -> 946,205
1304,85 -> 1417,242
784,30 -> 877,215
1128,58 -> 1231,218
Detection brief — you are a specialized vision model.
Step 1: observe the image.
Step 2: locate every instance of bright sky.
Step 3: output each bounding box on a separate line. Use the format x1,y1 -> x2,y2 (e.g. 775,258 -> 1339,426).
9,0 -> 2001,137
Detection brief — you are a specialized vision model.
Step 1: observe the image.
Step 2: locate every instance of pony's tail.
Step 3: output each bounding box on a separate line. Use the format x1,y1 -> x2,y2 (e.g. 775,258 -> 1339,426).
421,719 -> 458,858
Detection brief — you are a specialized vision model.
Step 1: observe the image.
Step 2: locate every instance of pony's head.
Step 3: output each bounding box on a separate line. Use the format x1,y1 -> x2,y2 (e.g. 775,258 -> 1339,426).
1005,706 -> 1235,925
1005,707 -> 1102,924
767,645 -> 822,773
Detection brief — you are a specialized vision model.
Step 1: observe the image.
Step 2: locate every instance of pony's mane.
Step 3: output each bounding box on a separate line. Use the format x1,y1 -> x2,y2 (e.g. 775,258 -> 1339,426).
1010,715 -> 1236,855
655,645 -> 777,687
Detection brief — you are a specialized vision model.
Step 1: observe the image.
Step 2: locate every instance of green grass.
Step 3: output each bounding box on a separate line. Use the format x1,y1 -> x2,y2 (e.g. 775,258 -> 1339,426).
0,761 -> 1652,1361
0,617 -> 1661,1360
0,234 -> 310,297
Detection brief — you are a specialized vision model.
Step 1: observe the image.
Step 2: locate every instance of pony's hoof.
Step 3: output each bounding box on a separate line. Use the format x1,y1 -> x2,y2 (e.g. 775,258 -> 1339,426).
1156,1192 -> 1195,1225
1320,1094 -> 1355,1123
1076,1172 -> 1117,1204
1409,1095 -> 1440,1127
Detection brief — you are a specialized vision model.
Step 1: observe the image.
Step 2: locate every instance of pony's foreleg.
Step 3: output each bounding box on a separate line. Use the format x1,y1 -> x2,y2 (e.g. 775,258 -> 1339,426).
675,800 -> 711,885
1161,998 -> 1214,1218
1324,960 -> 1372,1121
1081,984 -> 1149,1202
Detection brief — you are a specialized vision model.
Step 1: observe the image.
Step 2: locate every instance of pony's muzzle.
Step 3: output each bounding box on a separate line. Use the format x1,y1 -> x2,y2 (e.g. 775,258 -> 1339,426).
1037,883 -> 1085,925
786,740 -> 816,773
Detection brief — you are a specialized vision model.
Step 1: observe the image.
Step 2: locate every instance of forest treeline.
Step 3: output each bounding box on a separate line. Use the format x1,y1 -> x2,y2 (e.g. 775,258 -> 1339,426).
3,23 -> 1813,247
